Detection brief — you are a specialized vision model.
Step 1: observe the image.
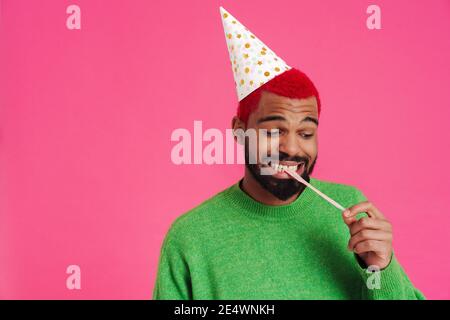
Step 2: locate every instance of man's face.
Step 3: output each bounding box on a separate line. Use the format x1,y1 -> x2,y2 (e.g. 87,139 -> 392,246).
243,91 -> 319,200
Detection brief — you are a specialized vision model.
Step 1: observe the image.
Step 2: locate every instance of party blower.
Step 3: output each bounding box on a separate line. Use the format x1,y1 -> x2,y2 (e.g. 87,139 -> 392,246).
269,163 -> 346,211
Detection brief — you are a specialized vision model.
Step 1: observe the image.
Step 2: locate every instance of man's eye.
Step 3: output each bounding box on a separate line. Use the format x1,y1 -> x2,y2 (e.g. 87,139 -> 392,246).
265,130 -> 280,137
300,133 -> 314,139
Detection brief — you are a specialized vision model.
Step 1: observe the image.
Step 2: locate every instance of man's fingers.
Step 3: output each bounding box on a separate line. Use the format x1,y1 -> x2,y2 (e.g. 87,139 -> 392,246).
342,209 -> 359,225
349,217 -> 392,236
347,201 -> 385,220
342,201 -> 387,226
347,230 -> 392,251
353,240 -> 386,255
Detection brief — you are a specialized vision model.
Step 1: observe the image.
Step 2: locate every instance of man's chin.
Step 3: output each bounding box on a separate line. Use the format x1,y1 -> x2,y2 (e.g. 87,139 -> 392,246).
264,179 -> 306,201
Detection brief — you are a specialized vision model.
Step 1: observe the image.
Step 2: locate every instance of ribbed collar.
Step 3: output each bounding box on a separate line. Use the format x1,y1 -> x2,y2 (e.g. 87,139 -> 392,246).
223,177 -> 319,221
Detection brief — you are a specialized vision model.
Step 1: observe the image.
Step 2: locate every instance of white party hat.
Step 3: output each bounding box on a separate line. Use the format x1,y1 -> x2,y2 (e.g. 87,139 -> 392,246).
220,6 -> 292,101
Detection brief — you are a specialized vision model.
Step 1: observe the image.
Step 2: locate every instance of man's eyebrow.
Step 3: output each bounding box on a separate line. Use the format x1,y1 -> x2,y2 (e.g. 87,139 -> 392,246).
256,115 -> 319,125
256,115 -> 286,124
301,116 -> 319,126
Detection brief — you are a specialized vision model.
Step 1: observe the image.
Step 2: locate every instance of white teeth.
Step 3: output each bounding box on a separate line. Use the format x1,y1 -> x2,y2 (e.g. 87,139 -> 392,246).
270,163 -> 299,172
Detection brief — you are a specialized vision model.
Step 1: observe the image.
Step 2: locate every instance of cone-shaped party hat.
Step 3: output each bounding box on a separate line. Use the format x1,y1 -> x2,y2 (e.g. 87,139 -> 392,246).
220,6 -> 292,101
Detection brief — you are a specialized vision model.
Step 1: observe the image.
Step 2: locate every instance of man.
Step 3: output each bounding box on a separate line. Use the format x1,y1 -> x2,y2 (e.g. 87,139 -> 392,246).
152,7 -> 424,300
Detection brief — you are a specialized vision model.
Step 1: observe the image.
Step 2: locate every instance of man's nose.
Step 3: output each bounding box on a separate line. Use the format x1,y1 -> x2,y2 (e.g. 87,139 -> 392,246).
279,133 -> 302,157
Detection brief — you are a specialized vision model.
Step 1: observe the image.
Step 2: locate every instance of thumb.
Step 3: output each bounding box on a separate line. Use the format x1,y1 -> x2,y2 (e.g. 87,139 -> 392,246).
342,209 -> 358,226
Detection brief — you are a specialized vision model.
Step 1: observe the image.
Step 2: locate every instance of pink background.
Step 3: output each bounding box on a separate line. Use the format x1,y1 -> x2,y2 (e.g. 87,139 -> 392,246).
1,0 -> 449,299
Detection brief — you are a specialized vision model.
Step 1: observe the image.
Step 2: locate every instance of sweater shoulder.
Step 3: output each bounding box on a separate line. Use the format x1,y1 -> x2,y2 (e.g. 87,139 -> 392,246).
165,183 -> 236,240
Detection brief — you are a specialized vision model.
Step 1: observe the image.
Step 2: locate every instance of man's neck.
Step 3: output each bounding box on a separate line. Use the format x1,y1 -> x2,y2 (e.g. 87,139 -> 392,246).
240,168 -> 300,206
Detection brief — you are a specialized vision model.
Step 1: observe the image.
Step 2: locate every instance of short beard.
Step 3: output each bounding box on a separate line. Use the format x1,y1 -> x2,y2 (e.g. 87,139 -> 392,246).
245,146 -> 317,201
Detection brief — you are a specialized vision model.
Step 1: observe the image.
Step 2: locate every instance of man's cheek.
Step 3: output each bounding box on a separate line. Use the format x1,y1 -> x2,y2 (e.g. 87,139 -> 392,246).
304,139 -> 318,157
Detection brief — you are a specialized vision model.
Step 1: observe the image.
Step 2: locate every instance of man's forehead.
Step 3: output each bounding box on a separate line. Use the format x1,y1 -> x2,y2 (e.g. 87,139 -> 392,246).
257,91 -> 318,116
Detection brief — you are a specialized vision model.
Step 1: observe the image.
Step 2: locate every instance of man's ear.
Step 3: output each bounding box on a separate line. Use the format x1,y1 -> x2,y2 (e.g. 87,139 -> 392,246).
231,116 -> 246,145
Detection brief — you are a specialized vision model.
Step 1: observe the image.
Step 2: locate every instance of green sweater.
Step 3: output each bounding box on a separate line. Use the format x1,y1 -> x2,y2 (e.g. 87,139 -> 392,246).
152,178 -> 425,300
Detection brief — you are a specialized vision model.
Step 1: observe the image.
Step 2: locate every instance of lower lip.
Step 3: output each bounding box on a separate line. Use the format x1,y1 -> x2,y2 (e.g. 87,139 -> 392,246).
262,163 -> 306,179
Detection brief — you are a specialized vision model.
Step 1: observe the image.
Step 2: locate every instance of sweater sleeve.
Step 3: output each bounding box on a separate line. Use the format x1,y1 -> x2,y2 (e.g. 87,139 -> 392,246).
152,225 -> 192,300
357,253 -> 425,300
350,188 -> 425,300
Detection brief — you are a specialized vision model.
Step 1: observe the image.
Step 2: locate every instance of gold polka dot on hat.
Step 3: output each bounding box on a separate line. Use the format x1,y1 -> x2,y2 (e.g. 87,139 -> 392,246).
220,6 -> 292,101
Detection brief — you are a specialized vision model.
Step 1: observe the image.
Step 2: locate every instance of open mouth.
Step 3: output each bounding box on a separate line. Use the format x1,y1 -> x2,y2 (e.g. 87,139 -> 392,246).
260,160 -> 306,178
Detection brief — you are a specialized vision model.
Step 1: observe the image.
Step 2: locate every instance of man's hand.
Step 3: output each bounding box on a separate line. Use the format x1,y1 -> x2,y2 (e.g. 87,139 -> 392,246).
342,201 -> 393,270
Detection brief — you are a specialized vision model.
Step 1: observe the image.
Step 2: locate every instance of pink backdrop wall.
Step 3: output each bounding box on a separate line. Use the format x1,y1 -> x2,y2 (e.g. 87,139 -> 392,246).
1,0 -> 449,299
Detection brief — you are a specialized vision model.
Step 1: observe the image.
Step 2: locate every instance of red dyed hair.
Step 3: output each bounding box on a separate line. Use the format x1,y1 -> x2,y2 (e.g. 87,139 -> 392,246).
237,68 -> 321,125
